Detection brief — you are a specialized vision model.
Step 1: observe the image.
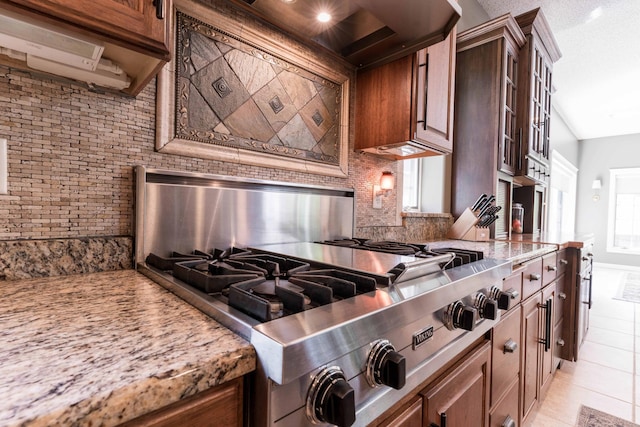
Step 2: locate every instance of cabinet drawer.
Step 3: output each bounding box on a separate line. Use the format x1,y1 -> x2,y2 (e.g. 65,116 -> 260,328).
489,378 -> 519,427
491,307 -> 521,406
522,258 -> 543,300
503,268 -> 523,308
542,252 -> 557,285
556,249 -> 568,276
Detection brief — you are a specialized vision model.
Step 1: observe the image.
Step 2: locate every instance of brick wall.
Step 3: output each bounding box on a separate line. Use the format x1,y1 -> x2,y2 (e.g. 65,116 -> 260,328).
0,65 -> 400,241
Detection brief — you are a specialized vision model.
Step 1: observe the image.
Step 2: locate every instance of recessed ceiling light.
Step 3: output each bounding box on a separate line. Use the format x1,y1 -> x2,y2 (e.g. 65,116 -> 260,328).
317,12 -> 331,23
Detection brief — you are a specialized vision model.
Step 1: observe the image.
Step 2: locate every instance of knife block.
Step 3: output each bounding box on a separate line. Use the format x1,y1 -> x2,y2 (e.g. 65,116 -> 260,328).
447,208 -> 479,239
460,226 -> 490,241
447,208 -> 491,241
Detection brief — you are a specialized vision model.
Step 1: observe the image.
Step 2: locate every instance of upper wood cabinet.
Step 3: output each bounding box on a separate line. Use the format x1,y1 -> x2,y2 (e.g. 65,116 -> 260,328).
451,15 -> 525,218
355,30 -> 456,160
4,0 -> 170,58
514,8 -> 561,186
0,0 -> 170,95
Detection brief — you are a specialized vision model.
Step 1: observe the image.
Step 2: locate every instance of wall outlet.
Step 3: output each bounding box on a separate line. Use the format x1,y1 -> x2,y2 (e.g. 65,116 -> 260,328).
0,138 -> 7,194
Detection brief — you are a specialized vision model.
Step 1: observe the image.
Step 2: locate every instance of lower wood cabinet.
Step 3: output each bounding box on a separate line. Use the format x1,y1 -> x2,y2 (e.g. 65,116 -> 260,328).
421,341 -> 491,427
377,396 -> 423,427
119,377 -> 243,427
489,378 -> 519,427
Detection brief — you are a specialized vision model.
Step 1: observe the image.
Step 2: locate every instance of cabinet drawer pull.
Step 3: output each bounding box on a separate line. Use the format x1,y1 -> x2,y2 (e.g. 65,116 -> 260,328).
505,288 -> 520,299
152,0 -> 165,19
430,412 -> 447,427
503,339 -> 518,353
529,273 -> 541,281
547,265 -> 557,272
558,292 -> 567,300
502,415 -> 516,427
559,259 -> 568,265
557,338 -> 565,347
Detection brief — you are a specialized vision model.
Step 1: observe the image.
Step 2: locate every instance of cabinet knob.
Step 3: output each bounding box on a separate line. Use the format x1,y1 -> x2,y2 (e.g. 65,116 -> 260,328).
558,292 -> 567,300
547,265 -> 557,272
503,339 -> 518,354
559,259 -> 568,265
529,273 -> 541,281
557,338 -> 565,347
502,415 -> 516,427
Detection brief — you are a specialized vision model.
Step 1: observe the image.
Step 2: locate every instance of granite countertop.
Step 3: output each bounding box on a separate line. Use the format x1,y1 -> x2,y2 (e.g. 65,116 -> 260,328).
0,270 -> 256,427
426,239 -> 558,266
495,231 -> 595,249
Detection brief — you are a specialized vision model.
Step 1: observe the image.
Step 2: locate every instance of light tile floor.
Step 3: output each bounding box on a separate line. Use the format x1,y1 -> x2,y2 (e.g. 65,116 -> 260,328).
529,263 -> 639,426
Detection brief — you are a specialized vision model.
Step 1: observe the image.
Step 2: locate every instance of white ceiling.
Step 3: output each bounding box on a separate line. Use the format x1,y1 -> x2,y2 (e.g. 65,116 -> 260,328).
475,0 -> 640,140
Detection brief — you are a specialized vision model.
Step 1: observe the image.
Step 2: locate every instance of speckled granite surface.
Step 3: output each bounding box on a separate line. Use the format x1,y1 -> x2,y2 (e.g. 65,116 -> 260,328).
0,270 -> 255,427
426,239 -> 557,266
0,237 -> 133,281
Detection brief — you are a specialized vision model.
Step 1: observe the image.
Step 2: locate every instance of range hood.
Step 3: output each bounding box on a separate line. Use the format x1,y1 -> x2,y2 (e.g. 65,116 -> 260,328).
236,0 -> 461,69
0,6 -> 131,90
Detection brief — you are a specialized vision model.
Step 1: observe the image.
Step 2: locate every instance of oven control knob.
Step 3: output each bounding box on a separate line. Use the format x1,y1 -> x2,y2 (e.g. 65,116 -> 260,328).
473,293 -> 498,320
366,339 -> 406,390
489,286 -> 512,310
444,300 -> 477,331
306,366 -> 356,427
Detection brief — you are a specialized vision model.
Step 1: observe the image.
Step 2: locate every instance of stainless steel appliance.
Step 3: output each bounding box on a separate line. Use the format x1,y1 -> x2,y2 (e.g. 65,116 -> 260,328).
134,166 -> 512,427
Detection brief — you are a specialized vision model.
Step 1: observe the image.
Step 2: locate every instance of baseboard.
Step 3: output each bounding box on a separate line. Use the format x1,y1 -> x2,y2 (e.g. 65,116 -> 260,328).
594,261 -> 640,272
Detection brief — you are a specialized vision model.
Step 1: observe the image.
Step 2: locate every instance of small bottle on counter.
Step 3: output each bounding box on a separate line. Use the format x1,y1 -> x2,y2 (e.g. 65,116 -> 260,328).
512,203 -> 524,234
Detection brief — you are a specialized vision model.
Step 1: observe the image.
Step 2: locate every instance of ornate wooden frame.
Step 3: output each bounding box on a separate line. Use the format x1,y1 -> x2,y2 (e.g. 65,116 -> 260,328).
156,0 -> 350,177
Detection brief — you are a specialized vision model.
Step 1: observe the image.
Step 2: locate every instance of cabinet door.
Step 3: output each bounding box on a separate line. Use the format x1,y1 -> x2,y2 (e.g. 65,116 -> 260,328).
491,306 -> 521,406
521,293 -> 539,421
121,377 -> 243,427
527,37 -> 553,162
377,397 -> 423,427
414,29 -> 456,153
539,282 -> 556,400
498,41 -> 519,175
422,341 -> 491,427
7,0 -> 170,58
489,378 -> 519,427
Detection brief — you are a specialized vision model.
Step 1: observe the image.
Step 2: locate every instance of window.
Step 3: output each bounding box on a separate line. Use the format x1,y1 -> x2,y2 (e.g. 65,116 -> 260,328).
547,151 -> 577,236
401,156 -> 450,213
607,168 -> 640,254
402,158 -> 421,211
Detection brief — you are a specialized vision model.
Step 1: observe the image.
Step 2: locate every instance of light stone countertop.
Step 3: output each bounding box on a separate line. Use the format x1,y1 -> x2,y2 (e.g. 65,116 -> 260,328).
0,270 -> 256,427
426,239 -> 558,266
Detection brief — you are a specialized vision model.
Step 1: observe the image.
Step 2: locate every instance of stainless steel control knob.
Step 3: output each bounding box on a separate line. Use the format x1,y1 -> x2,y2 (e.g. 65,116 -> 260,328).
306,366 -> 355,427
366,339 -> 406,390
444,300 -> 477,331
473,292 -> 498,320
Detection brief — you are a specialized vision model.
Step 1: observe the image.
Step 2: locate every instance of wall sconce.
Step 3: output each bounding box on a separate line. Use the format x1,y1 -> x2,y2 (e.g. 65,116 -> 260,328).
592,179 -> 602,201
373,171 -> 394,209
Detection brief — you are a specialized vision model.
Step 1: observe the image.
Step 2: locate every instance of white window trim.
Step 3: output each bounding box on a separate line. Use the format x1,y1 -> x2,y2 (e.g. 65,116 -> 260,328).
606,167 -> 640,255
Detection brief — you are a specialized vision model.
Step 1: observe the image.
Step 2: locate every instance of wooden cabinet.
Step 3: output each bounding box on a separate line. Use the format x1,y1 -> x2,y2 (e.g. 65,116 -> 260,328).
4,0 -> 170,58
421,341 -> 491,427
0,0 -> 170,95
490,306 -> 521,423
513,8 -> 561,186
355,30 -> 456,159
120,377 -> 243,427
520,292 -> 540,422
377,396 -> 423,427
451,15 -> 526,222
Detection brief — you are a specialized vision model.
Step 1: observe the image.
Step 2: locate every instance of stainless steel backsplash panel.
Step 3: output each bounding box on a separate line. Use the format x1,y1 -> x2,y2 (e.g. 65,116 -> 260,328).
134,166 -> 355,262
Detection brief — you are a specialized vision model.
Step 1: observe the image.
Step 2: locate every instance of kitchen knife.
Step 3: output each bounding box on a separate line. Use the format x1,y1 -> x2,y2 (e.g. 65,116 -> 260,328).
471,194 -> 487,212
484,215 -> 499,227
476,194 -> 495,217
